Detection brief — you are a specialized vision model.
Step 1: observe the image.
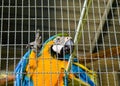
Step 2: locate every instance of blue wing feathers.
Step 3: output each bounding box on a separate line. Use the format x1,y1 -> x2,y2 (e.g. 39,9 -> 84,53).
15,50 -> 31,72
71,64 -> 95,86
22,76 -> 34,86
14,50 -> 33,86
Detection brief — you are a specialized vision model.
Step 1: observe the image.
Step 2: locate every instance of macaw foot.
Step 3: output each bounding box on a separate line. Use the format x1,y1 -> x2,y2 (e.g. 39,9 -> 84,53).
26,29 -> 42,53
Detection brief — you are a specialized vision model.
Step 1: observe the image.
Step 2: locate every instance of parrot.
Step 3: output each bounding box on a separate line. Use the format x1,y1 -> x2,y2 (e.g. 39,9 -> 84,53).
14,31 -> 97,86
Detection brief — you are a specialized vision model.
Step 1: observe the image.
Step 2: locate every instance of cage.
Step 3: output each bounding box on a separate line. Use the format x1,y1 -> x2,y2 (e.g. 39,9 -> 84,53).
0,0 -> 120,86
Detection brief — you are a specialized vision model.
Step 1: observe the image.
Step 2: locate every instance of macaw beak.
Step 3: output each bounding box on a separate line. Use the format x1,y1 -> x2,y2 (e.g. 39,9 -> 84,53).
64,39 -> 74,54
52,37 -> 74,56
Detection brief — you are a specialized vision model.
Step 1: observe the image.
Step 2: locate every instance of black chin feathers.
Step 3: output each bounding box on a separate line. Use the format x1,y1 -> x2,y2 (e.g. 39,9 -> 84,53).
50,45 -> 63,59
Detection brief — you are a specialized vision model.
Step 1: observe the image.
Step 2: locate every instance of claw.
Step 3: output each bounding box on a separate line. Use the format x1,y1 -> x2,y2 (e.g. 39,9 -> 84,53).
26,29 -> 42,52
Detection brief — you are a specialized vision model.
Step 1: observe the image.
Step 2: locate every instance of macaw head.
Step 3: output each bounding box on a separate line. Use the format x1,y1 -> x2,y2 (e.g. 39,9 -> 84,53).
51,36 -> 74,59
30,31 -> 74,59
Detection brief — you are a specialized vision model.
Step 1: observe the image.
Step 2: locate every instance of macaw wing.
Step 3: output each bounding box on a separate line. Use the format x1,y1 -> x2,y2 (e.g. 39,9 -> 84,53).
14,50 -> 33,86
70,63 -> 96,86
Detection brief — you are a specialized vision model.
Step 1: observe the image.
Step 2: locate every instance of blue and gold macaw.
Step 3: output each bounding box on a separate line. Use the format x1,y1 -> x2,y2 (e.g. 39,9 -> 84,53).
14,31 -> 97,86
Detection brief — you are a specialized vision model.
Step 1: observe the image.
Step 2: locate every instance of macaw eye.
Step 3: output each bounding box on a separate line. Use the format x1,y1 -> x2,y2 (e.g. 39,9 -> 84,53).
55,37 -> 61,44
57,37 -> 60,40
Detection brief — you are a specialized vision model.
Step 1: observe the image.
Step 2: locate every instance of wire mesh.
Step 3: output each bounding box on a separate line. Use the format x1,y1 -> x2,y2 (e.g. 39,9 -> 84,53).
0,0 -> 120,86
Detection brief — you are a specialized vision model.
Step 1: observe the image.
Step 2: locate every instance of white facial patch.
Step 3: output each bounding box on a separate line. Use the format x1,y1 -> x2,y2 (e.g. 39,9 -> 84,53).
52,45 -> 64,54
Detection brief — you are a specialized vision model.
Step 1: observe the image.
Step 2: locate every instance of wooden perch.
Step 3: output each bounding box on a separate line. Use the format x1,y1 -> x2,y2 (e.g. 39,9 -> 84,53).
79,46 -> 120,63
0,75 -> 15,85
86,59 -> 120,71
